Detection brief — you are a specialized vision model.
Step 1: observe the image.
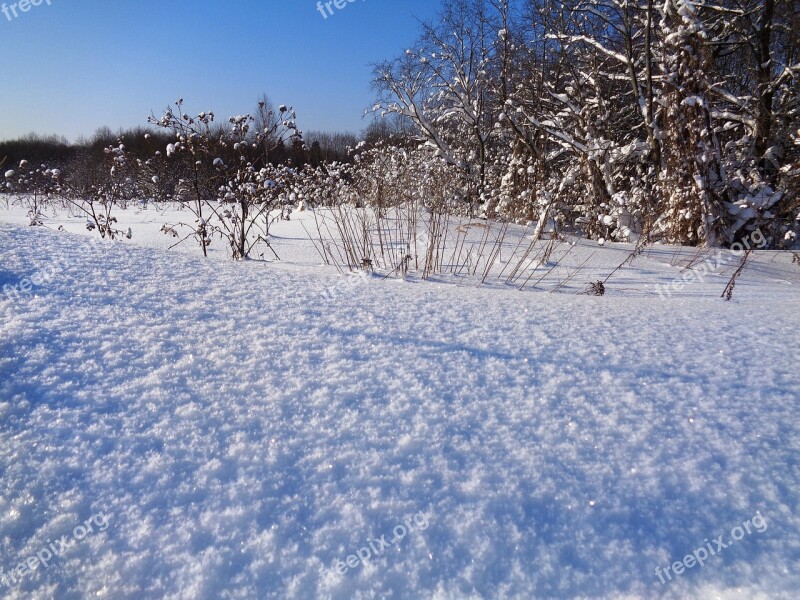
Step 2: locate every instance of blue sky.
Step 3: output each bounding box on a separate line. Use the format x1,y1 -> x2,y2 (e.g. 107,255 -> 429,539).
0,0 -> 439,142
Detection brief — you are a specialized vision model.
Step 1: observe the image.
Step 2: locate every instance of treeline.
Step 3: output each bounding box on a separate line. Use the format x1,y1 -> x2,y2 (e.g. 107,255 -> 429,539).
0,133 -> 76,168
0,127 -> 364,171
371,0 -> 800,247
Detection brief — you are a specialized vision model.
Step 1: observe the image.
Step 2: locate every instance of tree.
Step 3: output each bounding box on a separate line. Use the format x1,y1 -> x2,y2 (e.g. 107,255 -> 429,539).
372,0 -> 500,214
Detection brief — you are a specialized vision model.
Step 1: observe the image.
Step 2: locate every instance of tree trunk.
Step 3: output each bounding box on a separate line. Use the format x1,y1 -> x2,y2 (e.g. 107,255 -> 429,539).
753,0 -> 776,169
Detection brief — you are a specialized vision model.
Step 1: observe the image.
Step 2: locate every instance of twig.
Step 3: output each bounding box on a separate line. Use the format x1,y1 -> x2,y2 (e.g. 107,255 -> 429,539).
721,249 -> 752,301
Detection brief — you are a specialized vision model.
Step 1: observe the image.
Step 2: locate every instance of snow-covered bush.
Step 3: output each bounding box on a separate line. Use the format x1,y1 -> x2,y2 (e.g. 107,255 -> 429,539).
4,160 -> 61,226
148,99 -> 302,259
309,142 -> 498,276
60,142 -> 141,240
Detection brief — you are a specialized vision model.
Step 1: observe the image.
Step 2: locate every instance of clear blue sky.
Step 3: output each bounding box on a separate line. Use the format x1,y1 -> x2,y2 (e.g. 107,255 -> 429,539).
0,0 -> 440,142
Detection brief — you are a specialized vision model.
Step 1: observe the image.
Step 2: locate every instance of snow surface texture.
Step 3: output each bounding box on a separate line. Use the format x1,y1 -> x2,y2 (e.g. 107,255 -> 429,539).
1,211 -> 799,599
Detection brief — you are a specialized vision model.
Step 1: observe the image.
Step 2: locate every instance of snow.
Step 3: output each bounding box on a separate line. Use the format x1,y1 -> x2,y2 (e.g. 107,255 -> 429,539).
0,205 -> 799,599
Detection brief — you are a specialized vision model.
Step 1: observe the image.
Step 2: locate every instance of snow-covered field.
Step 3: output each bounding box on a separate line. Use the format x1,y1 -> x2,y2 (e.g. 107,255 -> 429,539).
1,203 -> 799,599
